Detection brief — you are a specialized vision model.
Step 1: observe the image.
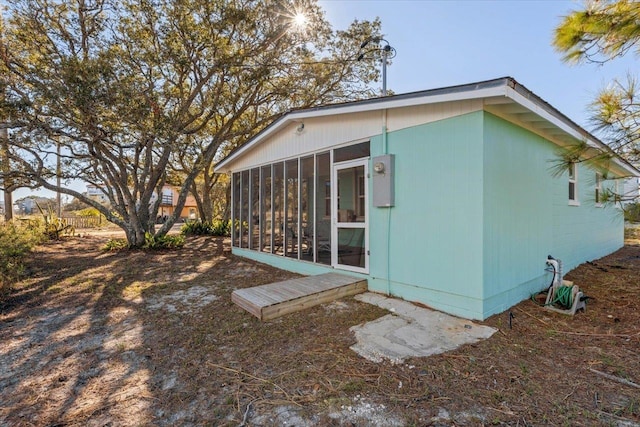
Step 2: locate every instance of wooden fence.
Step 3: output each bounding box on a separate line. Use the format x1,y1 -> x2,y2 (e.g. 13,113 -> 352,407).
62,216 -> 103,229
0,215 -> 103,228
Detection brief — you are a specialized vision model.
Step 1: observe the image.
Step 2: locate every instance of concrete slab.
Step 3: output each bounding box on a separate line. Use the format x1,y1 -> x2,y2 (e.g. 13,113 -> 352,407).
350,293 -> 497,364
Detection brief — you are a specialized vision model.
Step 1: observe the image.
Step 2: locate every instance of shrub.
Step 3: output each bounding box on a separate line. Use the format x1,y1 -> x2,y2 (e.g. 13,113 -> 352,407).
0,221 -> 44,296
181,219 -> 230,236
103,233 -> 185,251
103,238 -> 129,251
77,207 -> 102,217
143,232 -> 185,249
34,202 -> 75,239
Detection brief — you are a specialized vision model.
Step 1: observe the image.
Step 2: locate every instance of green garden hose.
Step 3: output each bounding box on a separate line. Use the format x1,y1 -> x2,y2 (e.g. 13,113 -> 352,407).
548,285 -> 574,309
531,285 -> 575,309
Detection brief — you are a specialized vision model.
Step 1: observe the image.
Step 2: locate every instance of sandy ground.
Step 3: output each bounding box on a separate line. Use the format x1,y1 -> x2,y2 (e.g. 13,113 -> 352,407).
1,232 -> 639,426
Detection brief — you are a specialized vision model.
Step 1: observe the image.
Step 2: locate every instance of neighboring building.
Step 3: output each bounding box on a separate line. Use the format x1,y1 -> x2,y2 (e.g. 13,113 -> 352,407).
15,196 -> 56,215
216,77 -> 639,320
86,184 -> 198,221
150,185 -> 199,221
622,177 -> 640,204
86,184 -> 110,204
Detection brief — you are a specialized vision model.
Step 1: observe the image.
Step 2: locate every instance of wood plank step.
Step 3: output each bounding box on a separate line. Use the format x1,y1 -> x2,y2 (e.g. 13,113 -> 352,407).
231,273 -> 368,321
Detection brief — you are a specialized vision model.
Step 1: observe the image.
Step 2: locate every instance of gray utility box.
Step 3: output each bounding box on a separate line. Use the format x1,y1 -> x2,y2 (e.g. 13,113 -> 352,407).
372,154 -> 395,207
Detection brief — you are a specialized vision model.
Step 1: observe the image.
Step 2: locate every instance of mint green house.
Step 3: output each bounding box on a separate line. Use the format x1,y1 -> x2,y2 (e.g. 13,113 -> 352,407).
216,77 -> 638,320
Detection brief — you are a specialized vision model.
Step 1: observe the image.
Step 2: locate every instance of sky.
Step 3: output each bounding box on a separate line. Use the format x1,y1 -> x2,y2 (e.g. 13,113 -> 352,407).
318,0 -> 636,126
13,0 -> 638,201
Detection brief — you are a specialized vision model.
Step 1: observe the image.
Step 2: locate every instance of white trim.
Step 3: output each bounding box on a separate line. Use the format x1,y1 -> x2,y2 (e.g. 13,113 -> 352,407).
217,78 -> 640,178
217,84 -> 507,171
505,87 -> 638,178
568,163 -> 579,206
331,158 -> 369,274
595,172 -> 603,208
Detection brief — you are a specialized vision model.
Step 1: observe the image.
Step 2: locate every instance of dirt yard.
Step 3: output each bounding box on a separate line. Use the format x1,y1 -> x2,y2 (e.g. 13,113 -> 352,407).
1,230 -> 639,426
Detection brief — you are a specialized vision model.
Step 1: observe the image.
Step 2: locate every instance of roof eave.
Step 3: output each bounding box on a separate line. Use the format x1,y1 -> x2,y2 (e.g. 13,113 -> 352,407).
215,77 -> 512,172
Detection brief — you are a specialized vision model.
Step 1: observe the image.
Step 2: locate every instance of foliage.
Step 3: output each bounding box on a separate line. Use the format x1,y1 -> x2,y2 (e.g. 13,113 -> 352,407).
63,197 -> 90,212
553,0 -> 640,200
103,238 -> 129,251
624,202 -> 640,222
553,0 -> 640,65
36,202 -> 75,240
76,207 -> 102,217
0,0 -> 382,246
181,219 -> 230,236
0,221 -> 43,296
143,233 -> 185,250
103,233 -> 185,250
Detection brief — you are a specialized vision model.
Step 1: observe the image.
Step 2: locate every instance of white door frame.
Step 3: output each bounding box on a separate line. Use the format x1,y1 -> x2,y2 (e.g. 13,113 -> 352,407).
331,158 -> 369,273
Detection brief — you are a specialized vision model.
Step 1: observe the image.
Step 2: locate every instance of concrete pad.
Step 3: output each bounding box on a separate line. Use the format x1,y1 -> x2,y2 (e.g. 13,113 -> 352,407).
350,293 -> 497,364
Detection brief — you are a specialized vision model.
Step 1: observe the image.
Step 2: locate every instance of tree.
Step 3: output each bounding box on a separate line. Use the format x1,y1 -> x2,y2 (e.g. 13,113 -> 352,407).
63,197 -> 89,212
554,0 -> 640,166
0,0 -> 381,246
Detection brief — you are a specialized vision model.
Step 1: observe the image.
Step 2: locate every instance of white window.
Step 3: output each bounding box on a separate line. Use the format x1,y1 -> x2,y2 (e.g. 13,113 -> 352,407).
568,163 -> 579,206
595,173 -> 603,207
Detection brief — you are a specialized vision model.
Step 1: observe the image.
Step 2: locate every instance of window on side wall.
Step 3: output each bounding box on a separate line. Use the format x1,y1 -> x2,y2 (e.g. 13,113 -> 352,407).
568,163 -> 579,206
595,173 -> 603,207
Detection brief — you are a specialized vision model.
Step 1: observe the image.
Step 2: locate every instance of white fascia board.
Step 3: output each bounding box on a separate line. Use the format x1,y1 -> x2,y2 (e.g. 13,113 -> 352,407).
505,86 -> 640,177
292,86 -> 507,119
217,86 -> 507,172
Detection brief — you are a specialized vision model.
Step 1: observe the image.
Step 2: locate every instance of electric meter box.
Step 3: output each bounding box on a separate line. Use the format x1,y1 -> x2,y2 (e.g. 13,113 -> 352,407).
372,154 -> 395,207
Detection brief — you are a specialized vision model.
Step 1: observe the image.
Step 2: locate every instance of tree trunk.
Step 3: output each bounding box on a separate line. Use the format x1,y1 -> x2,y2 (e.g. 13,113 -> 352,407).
190,181 -> 207,222
222,181 -> 231,221
201,184 -> 214,223
0,127 -> 13,221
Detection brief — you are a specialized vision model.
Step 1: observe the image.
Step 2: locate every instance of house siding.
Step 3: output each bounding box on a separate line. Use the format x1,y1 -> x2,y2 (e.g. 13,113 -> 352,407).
227,100 -> 482,172
481,113 -> 623,318
367,111 -> 485,319
224,105 -> 627,321
550,160 -> 623,271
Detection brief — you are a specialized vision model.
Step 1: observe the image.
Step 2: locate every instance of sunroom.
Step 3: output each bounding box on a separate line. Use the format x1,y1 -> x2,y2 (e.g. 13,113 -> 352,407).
230,140 -> 371,274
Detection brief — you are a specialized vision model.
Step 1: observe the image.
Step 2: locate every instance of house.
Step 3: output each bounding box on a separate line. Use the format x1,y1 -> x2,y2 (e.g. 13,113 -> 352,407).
216,77 -> 639,320
86,184 -> 110,204
86,184 -> 199,221
149,185 -> 199,222
15,196 -> 56,215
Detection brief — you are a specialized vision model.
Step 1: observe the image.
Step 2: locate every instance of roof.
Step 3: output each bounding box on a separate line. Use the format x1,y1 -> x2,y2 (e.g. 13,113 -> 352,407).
216,77 -> 639,177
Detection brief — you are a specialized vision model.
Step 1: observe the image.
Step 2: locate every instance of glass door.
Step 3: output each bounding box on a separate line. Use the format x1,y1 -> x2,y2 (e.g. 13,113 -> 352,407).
332,159 -> 368,273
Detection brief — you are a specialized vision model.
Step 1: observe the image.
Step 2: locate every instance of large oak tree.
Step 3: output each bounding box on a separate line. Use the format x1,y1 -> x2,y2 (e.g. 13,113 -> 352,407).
0,0 -> 381,245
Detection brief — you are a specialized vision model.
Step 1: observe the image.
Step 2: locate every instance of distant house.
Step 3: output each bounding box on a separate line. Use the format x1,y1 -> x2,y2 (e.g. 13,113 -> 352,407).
216,77 -> 639,320
86,184 -> 110,204
150,186 -> 199,221
15,196 -> 56,215
86,184 -> 199,221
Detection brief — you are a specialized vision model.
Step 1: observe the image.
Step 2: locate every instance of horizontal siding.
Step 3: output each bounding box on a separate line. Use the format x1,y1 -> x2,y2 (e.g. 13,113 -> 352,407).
386,99 -> 482,133
229,100 -> 483,171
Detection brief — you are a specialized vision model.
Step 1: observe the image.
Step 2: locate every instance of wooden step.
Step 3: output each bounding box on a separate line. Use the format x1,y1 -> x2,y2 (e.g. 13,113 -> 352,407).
231,272 -> 368,321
